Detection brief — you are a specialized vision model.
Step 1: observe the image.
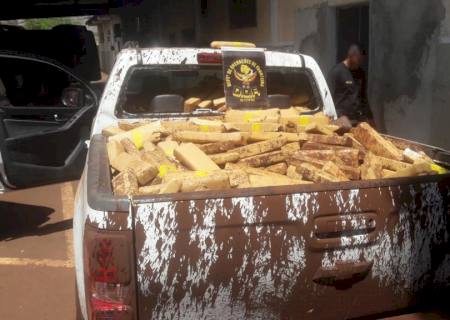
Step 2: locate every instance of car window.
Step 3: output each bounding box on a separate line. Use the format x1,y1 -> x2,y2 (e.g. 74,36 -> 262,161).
115,65 -> 322,117
0,56 -> 75,107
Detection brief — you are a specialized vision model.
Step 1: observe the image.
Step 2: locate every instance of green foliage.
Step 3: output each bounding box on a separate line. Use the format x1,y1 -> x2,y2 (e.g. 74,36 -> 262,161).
24,17 -> 73,30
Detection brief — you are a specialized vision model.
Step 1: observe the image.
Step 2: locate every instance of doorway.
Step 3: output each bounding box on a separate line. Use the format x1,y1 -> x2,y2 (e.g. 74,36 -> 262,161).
336,4 -> 369,72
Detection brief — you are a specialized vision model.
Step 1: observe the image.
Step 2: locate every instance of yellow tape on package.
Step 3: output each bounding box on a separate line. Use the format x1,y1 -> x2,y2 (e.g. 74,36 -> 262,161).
243,111 -> 262,123
195,170 -> 209,178
298,115 -> 312,126
430,163 -> 447,174
131,131 -> 143,149
158,164 -> 177,178
251,123 -> 262,132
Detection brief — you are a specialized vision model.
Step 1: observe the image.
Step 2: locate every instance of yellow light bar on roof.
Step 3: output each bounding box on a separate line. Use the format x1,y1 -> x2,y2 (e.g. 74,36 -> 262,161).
210,41 -> 256,49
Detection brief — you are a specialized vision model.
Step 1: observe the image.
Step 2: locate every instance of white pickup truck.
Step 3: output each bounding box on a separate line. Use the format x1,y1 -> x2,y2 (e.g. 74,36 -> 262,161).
73,48 -> 450,320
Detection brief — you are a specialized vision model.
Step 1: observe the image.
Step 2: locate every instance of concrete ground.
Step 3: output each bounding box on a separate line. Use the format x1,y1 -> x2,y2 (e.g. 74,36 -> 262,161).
0,181 -> 77,320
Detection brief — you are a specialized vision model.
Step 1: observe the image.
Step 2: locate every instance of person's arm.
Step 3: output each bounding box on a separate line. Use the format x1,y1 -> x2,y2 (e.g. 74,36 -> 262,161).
327,68 -> 337,98
327,67 -> 347,118
359,70 -> 373,120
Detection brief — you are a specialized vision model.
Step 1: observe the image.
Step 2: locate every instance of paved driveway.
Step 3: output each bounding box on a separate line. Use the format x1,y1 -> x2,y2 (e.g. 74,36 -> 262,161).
0,181 -> 77,320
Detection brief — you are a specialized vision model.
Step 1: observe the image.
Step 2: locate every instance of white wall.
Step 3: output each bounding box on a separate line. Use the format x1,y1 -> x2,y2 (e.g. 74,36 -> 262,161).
369,0 -> 450,149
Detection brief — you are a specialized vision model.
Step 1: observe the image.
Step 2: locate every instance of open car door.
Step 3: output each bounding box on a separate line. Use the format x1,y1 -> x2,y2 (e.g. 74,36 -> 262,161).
0,52 -> 98,189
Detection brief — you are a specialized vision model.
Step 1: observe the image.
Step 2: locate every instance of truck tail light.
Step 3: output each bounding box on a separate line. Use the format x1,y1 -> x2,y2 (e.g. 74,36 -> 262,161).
91,285 -> 132,319
197,52 -> 222,64
87,235 -> 133,320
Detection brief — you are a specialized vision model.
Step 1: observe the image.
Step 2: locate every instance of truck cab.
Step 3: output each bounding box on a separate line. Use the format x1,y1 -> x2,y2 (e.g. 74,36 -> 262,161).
74,48 -> 450,320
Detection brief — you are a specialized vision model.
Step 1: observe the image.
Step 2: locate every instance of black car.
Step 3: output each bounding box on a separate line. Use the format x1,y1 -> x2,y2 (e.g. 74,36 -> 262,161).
0,51 -> 98,190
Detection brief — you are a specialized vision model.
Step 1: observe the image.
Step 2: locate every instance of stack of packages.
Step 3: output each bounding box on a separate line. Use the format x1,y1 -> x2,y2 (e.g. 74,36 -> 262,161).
183,96 -> 228,113
102,107 -> 446,196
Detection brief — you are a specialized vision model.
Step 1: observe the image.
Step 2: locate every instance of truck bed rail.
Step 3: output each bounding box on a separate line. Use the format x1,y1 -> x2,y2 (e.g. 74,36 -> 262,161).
87,134 -> 450,212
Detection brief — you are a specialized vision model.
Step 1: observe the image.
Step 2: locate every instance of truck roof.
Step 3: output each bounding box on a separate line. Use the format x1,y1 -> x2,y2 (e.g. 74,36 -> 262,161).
121,47 -> 308,68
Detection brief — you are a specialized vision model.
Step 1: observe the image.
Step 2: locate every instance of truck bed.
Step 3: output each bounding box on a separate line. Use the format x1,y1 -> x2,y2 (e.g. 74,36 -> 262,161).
86,134 -> 450,319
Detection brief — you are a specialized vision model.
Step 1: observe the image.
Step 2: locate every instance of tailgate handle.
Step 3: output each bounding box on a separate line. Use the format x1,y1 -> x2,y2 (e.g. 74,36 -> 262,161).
313,260 -> 373,288
310,212 -> 380,250
314,213 -> 377,237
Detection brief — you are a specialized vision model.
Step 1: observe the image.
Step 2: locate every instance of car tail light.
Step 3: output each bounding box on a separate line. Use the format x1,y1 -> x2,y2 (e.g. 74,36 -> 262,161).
197,52 -> 222,64
87,235 -> 133,320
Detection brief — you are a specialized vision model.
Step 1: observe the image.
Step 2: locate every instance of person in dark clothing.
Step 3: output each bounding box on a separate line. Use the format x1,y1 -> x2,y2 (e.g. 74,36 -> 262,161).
328,44 -> 373,124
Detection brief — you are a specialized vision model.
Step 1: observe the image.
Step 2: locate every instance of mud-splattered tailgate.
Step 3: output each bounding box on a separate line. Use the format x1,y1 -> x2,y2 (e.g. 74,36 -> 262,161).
131,179 -> 450,320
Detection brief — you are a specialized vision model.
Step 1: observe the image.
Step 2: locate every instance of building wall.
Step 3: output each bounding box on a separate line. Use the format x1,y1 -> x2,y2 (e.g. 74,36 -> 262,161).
117,0 -> 273,47
369,0 -> 450,149
431,0 -> 450,149
157,0 -> 197,45
288,0 -> 450,149
94,15 -> 122,72
294,4 -> 337,75
195,0 -> 272,46
277,0 -> 365,44
278,0 -> 365,74
105,0 -> 450,149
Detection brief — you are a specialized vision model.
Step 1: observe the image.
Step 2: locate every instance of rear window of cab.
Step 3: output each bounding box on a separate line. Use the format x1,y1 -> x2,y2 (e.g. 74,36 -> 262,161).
115,65 -> 323,118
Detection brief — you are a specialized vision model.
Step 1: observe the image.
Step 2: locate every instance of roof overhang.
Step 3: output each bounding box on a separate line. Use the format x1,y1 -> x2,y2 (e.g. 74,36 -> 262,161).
0,0 -> 142,20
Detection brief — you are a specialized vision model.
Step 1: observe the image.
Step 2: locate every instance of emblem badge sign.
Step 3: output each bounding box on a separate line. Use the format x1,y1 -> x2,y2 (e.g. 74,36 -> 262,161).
222,47 -> 268,108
